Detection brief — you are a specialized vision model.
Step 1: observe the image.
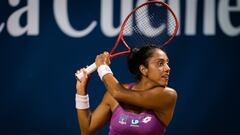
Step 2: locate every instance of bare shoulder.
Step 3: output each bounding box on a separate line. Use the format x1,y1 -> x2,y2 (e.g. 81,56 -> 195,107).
152,86 -> 177,96
164,87 -> 177,96
163,87 -> 178,103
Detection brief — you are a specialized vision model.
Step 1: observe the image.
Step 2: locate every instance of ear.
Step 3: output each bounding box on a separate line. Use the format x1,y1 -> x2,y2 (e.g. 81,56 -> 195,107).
139,64 -> 148,76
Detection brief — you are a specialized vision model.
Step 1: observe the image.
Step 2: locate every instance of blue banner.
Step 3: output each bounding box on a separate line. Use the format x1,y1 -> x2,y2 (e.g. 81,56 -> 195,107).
1,0 -> 239,135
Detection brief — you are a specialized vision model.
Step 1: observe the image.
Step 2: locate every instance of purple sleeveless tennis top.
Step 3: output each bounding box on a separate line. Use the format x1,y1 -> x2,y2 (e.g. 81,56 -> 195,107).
108,83 -> 166,135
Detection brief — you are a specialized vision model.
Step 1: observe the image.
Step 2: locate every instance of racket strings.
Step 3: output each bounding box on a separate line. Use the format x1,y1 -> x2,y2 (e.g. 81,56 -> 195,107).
122,3 -> 177,49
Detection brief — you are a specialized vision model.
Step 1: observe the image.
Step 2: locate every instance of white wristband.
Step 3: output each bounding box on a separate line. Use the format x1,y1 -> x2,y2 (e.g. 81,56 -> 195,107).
97,65 -> 113,80
75,94 -> 90,109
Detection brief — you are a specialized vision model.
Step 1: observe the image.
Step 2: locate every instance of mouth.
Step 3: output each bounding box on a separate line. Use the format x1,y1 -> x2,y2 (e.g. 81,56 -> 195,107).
161,75 -> 169,80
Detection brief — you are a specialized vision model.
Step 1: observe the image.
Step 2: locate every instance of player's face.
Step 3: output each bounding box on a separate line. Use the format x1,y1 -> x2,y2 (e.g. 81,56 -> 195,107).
146,49 -> 170,87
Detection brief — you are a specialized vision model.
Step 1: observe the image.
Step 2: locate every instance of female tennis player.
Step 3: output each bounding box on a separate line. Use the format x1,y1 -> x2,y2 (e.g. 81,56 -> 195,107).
75,45 -> 177,135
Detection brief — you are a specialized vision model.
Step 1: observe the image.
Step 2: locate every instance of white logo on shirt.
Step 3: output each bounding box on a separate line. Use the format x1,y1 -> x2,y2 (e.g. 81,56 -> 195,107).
142,116 -> 152,123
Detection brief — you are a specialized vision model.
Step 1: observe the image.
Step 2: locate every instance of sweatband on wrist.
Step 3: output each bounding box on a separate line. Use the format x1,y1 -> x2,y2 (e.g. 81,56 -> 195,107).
75,94 -> 90,109
97,65 -> 113,80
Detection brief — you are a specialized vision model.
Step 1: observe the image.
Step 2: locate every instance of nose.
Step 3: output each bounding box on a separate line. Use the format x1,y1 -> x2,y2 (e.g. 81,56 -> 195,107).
164,64 -> 170,72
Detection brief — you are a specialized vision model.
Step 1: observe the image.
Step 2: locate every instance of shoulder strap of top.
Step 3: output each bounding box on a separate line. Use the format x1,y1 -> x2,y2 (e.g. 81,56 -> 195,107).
128,82 -> 136,90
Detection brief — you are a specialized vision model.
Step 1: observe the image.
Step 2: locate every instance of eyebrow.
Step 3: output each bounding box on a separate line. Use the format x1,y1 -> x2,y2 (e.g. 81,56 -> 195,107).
150,58 -> 169,64
153,58 -> 169,62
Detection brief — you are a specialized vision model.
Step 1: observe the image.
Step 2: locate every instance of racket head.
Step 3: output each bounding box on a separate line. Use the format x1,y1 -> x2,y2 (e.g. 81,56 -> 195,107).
110,0 -> 179,58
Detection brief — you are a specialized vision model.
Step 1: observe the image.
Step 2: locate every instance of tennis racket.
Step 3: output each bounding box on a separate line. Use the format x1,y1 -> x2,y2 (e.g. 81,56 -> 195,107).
76,0 -> 179,79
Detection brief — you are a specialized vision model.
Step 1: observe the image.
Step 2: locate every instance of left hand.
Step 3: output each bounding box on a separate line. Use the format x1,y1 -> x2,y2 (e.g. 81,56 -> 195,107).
95,51 -> 111,68
75,68 -> 90,95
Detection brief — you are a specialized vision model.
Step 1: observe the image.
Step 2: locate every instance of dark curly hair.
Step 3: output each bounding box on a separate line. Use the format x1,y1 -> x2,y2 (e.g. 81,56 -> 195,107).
127,45 -> 163,81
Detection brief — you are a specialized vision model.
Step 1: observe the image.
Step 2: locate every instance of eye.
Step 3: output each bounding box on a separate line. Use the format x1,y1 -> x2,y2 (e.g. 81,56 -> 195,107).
158,62 -> 164,66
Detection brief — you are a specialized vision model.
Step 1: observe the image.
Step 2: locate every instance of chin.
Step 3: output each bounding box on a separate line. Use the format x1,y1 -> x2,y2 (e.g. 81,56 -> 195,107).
159,81 -> 168,87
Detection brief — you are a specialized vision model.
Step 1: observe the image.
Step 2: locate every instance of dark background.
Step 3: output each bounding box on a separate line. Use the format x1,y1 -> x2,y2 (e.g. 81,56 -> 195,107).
1,0 -> 240,135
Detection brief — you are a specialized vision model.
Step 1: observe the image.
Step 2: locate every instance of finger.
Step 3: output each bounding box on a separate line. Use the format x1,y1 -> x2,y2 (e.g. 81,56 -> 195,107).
82,68 -> 88,78
104,51 -> 109,55
75,68 -> 84,81
107,57 -> 111,65
75,73 -> 81,82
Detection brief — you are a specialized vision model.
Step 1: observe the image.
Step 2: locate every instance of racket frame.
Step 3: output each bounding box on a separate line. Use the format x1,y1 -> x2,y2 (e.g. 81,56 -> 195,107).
76,0 -> 179,79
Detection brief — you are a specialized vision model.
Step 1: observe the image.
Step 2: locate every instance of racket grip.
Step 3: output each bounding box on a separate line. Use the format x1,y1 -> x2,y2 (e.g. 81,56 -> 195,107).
75,62 -> 97,80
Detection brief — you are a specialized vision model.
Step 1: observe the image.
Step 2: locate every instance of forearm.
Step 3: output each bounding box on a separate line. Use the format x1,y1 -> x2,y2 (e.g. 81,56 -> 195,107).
102,74 -> 126,99
76,90 -> 91,135
76,91 -> 113,135
96,64 -> 123,98
77,109 -> 91,135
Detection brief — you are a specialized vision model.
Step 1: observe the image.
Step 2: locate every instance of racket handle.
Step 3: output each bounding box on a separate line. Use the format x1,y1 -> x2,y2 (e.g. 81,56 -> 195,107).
75,62 -> 97,80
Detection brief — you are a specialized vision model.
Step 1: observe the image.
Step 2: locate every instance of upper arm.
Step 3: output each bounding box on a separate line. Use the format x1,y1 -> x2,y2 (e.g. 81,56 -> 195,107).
112,86 -> 177,110
88,92 -> 113,134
